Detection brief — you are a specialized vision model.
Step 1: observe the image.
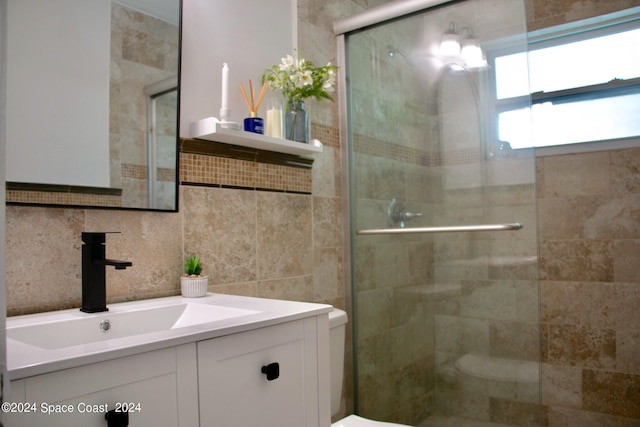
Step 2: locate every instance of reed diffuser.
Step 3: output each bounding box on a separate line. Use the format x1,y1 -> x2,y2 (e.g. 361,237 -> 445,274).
239,80 -> 268,134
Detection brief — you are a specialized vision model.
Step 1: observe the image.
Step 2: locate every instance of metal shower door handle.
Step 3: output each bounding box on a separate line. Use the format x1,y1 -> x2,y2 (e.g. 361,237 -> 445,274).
357,223 -> 523,235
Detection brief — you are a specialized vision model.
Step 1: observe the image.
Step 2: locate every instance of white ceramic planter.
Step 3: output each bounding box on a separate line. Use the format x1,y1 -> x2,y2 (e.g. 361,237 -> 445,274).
180,276 -> 208,298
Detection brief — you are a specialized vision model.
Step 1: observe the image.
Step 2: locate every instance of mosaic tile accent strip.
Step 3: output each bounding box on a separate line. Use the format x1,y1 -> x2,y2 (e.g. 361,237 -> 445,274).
353,133 -> 481,167
180,138 -> 314,169
179,152 -> 312,193
121,164 -> 176,182
157,167 -> 176,182
121,164 -> 147,180
6,189 -> 121,207
312,122 -> 339,148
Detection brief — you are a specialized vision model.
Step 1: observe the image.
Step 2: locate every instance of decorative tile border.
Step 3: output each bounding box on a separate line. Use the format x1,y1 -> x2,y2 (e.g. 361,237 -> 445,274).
353,133 -> 481,166
121,164 -> 176,182
6,182 -> 122,207
179,152 -> 312,194
312,122 -> 339,149
121,164 -> 147,180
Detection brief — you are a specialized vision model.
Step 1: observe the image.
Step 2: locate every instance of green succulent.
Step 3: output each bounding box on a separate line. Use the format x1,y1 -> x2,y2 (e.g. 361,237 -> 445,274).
184,256 -> 203,276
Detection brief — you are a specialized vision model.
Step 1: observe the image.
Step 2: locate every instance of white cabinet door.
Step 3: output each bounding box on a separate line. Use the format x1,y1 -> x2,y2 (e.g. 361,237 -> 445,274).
6,347 -> 189,427
198,319 -> 320,427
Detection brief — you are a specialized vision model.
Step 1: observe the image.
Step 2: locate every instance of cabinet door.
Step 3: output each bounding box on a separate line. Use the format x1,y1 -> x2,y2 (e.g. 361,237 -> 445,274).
8,348 -> 182,427
198,320 -> 317,427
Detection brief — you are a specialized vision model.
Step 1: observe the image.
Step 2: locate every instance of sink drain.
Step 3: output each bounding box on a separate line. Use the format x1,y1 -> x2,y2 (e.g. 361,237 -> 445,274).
100,319 -> 111,333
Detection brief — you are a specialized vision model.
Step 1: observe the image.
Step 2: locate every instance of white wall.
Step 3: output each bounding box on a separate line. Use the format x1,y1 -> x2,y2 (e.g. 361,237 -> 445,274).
5,0 -> 111,187
180,0 -> 297,137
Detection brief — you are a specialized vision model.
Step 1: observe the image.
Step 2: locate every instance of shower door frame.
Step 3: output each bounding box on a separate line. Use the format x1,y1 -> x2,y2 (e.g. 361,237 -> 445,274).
335,0 -> 538,422
335,3 -> 479,413
335,0 -> 477,332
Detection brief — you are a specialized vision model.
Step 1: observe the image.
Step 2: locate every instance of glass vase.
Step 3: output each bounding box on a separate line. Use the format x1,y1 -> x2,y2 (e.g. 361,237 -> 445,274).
285,101 -> 309,143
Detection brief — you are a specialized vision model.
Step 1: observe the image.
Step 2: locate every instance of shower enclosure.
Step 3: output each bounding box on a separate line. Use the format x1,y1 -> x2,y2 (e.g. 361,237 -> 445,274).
144,77 -> 178,210
336,0 -> 540,425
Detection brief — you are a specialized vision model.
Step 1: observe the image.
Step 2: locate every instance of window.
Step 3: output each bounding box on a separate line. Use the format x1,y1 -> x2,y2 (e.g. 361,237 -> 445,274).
493,9 -> 640,150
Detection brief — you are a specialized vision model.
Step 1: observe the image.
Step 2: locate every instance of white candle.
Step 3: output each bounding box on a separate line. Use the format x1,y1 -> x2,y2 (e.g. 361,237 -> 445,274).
220,63 -> 229,120
265,96 -> 283,138
266,108 -> 282,138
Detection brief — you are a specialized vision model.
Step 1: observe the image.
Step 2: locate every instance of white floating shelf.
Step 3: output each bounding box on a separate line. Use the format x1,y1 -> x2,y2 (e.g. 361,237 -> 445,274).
190,117 -> 322,157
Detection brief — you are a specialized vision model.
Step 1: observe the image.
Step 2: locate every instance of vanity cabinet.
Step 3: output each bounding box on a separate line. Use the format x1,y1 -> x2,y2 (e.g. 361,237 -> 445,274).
5,346 -> 190,427
6,312 -> 329,427
198,319 -> 321,427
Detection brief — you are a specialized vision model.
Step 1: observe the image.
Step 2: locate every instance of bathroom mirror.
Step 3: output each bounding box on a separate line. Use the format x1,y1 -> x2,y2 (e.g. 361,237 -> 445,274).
5,0 -> 181,211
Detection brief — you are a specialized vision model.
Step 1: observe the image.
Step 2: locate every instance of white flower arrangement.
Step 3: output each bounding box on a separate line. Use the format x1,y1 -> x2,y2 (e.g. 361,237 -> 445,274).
262,53 -> 338,104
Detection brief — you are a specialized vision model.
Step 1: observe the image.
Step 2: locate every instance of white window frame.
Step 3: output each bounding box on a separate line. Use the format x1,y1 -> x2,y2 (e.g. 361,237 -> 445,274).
487,6 -> 640,157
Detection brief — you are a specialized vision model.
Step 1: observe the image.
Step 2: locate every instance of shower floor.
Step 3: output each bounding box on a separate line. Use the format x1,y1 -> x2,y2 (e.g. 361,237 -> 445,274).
418,415 -> 515,427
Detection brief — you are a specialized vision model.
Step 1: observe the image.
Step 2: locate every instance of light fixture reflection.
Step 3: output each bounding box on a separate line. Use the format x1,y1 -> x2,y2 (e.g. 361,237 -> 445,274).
440,22 -> 461,56
461,35 -> 486,68
440,22 -> 487,69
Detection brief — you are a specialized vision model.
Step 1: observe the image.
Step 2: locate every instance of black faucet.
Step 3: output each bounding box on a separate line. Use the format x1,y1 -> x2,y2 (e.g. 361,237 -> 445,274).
81,232 -> 132,313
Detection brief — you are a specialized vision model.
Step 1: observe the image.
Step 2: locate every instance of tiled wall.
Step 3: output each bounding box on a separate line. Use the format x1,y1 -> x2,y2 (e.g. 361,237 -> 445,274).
525,0 -> 640,30
4,121 -> 342,315
525,0 -> 640,424
538,147 -> 640,424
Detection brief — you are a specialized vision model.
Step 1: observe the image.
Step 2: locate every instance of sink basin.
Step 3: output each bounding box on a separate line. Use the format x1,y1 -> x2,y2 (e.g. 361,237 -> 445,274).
6,293 -> 332,380
7,301 -> 259,350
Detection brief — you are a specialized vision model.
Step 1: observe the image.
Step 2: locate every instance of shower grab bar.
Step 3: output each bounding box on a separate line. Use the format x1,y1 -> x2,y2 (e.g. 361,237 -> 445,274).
356,223 -> 523,235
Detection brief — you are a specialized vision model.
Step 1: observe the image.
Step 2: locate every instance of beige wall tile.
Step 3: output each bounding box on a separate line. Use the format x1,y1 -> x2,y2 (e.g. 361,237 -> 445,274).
181,186 -> 257,285
5,207 -> 85,313
614,240 -> 640,283
313,196 -> 342,248
84,209 -> 182,299
541,363 -> 582,407
540,152 -> 610,198
256,192 -> 313,280
547,324 -> 616,370
610,147 -> 640,193
581,194 -> 640,240
313,246 -> 343,302
546,406 -> 620,427
257,275 -> 314,302
537,197 -> 581,240
617,329 -> 640,375
541,239 -> 614,282
583,369 -> 640,418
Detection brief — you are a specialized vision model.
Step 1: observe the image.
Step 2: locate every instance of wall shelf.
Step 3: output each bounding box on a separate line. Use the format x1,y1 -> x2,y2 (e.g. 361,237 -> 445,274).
190,117 -> 322,157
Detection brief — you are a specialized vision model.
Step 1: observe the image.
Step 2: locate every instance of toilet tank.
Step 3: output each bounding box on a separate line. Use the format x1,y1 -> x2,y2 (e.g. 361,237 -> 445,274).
329,308 -> 348,417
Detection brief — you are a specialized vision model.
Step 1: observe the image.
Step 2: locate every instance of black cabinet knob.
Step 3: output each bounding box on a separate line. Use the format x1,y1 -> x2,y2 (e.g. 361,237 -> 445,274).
261,362 -> 280,381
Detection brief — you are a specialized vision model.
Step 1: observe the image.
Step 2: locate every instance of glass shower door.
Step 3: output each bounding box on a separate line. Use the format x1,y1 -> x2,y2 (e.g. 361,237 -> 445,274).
343,0 -> 540,425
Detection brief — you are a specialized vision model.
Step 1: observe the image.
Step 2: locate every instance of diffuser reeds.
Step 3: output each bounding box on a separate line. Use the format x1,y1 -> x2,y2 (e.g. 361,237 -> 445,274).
239,80 -> 268,117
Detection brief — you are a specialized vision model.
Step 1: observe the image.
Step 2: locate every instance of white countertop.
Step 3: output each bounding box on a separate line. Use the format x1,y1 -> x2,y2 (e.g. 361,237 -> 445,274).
6,293 -> 332,379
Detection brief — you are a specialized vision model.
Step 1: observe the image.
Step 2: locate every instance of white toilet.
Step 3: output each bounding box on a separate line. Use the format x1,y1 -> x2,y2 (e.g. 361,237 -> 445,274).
329,308 -> 412,427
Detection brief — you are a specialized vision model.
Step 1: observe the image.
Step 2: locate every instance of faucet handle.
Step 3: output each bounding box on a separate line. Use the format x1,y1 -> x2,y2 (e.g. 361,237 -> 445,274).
388,199 -> 423,228
82,232 -> 122,244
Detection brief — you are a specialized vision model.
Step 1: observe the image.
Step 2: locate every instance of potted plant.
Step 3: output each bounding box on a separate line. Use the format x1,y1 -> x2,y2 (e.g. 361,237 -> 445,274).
180,256 -> 208,298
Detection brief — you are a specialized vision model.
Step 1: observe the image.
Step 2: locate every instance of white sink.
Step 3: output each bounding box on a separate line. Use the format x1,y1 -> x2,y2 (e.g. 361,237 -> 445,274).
6,293 -> 331,379
7,301 -> 259,350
